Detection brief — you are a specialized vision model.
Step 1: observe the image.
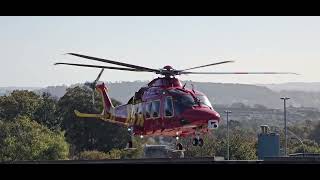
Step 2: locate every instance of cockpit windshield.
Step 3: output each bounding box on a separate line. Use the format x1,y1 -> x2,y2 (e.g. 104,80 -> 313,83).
169,89 -> 212,109
176,94 -> 196,107
196,95 -> 213,109
167,89 -> 193,102
167,89 -> 196,115
172,94 -> 196,115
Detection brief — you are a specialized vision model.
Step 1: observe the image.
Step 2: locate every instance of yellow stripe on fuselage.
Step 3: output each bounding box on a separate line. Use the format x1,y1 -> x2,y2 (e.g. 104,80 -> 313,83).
126,105 -> 131,124
139,114 -> 144,127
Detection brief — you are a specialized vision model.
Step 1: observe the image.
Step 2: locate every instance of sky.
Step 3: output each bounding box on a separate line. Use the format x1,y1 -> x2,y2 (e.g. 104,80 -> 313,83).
0,16 -> 319,87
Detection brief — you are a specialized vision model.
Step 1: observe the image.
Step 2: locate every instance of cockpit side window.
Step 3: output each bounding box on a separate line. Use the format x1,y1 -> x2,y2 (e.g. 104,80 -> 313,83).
164,96 -> 174,117
135,103 -> 143,114
196,95 -> 213,109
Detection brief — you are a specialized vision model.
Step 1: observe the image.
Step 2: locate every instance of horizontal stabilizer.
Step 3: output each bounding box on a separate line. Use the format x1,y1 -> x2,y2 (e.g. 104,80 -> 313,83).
74,110 -> 129,126
74,110 -> 105,118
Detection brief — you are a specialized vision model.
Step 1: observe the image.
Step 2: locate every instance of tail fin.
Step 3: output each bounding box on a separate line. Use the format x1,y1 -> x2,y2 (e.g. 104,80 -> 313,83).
95,82 -> 114,114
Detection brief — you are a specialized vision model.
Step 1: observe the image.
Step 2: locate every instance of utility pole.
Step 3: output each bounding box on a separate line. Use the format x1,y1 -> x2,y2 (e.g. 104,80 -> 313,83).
224,110 -> 232,160
280,97 -> 290,156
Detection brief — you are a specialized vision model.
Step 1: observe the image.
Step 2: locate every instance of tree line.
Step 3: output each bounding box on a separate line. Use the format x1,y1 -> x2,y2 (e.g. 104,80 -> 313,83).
0,86 -> 132,161
0,86 -> 320,161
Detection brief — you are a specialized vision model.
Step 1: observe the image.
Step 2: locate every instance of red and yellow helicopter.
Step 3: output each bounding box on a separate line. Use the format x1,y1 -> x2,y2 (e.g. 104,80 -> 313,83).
55,53 -> 297,150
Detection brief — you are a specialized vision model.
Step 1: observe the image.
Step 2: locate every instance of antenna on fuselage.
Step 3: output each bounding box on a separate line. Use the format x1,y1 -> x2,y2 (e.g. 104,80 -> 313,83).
183,82 -> 187,89
191,84 -> 195,93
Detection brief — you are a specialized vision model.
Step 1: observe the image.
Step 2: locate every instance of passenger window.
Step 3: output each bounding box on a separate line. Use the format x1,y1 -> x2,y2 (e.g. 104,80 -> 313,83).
145,102 -> 152,119
138,103 -> 143,114
135,104 -> 139,113
135,103 -> 142,114
164,96 -> 174,117
151,100 -> 160,118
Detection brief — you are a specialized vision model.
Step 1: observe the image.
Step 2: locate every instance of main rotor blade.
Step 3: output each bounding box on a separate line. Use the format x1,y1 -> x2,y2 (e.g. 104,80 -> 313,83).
93,68 -> 105,84
67,53 -> 159,73
179,61 -> 234,72
54,63 -> 146,72
181,71 -> 299,75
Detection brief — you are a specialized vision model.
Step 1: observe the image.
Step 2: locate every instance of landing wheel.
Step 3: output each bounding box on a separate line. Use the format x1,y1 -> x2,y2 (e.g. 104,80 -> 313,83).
192,138 -> 199,146
127,141 -> 133,149
176,143 -> 183,150
198,138 -> 204,147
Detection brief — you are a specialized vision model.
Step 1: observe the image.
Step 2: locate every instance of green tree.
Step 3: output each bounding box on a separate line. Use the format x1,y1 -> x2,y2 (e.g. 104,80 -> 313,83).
227,131 -> 257,160
78,150 -> 110,160
0,95 -> 18,120
0,90 -> 41,120
183,133 -> 220,157
184,127 -> 257,160
0,116 -> 69,161
309,122 -> 320,144
288,120 -> 315,140
77,148 -> 139,160
34,92 -> 60,130
288,138 -> 320,154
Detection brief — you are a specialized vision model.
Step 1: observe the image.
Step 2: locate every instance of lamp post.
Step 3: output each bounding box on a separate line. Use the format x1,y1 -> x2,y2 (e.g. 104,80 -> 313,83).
224,110 -> 232,160
280,97 -> 290,156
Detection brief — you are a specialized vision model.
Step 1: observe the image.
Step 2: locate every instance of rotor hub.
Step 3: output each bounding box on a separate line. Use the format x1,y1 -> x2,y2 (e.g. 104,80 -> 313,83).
163,65 -> 173,71
158,65 -> 178,77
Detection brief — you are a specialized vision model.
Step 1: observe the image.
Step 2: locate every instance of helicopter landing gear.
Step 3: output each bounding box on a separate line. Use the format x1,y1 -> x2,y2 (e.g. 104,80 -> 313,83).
174,133 -> 184,150
193,129 -> 204,147
127,140 -> 133,148
176,142 -> 183,150
192,137 -> 204,147
198,138 -> 204,147
173,135 -> 185,158
192,138 -> 198,146
192,138 -> 204,147
125,126 -> 136,150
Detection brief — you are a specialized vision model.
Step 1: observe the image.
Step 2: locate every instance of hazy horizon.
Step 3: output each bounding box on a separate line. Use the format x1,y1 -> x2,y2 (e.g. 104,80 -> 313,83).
2,81 -> 320,89
1,16 -> 319,87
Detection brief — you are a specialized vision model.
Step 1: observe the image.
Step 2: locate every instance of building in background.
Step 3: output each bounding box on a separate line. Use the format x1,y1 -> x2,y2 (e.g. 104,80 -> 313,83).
258,125 -> 280,160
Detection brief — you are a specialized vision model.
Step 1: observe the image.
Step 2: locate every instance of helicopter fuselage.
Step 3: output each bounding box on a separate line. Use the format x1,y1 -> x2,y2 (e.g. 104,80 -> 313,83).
93,77 -> 221,138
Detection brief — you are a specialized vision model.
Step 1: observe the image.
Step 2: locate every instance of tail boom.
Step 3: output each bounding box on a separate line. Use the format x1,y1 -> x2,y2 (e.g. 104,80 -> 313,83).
96,83 -> 114,113
73,83 -> 129,126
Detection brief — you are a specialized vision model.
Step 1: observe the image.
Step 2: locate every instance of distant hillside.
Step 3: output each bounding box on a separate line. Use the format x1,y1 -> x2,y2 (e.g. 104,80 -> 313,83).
2,81 -> 320,110
278,90 -> 320,108
258,82 -> 320,92
0,86 -> 40,96
34,85 -> 69,99
189,82 -> 281,108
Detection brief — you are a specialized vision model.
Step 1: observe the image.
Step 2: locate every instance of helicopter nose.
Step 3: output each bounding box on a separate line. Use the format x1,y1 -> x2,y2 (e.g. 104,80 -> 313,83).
181,108 -> 220,126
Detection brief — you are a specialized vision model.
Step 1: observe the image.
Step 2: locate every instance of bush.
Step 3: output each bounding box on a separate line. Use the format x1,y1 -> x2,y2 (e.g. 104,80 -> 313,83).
0,116 -> 69,161
77,148 -> 141,160
78,150 -> 110,160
